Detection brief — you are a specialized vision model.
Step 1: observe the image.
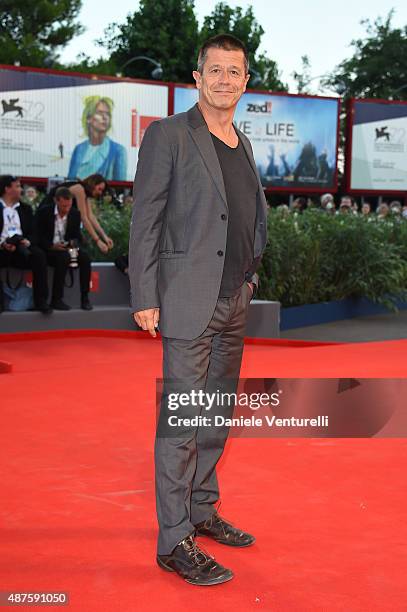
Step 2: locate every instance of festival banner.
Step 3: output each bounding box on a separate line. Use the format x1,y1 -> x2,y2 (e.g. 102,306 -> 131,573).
349,99 -> 407,192
174,86 -> 339,191
0,75 -> 168,182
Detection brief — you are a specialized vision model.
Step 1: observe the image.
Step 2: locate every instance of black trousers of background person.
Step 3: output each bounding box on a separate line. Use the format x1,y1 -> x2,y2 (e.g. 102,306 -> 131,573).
0,246 -> 48,306
45,249 -> 91,301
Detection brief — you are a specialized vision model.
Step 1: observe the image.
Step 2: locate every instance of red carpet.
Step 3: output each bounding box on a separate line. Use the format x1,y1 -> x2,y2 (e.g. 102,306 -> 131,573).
1,331 -> 406,611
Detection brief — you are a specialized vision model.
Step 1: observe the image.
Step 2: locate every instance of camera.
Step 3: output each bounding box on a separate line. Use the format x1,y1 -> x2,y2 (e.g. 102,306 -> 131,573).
68,247 -> 79,268
5,234 -> 30,258
66,239 -> 79,268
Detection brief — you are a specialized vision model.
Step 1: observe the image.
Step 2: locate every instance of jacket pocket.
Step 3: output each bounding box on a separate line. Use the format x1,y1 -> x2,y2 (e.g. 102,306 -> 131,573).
158,250 -> 185,259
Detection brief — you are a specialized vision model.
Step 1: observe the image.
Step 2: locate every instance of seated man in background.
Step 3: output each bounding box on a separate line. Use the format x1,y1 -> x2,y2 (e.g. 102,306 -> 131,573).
35,187 -> 92,311
0,175 -> 51,313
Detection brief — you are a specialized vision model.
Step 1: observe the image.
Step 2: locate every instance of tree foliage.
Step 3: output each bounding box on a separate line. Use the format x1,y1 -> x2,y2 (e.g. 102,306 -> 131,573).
323,10 -> 407,100
200,2 -> 286,90
99,0 -> 199,82
292,55 -> 313,94
199,3 -> 263,57
0,0 -> 83,67
98,0 -> 286,89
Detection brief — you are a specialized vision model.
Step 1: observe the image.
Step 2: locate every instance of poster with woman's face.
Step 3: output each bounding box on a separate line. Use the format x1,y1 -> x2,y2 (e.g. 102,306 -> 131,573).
0,78 -> 168,182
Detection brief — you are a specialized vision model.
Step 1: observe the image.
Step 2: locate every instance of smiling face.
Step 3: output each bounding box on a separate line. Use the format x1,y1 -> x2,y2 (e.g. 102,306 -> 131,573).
192,47 -> 249,112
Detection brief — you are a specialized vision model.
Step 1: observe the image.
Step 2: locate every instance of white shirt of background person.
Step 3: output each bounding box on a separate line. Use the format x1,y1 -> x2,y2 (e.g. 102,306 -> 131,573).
0,199 -> 22,244
53,203 -> 68,245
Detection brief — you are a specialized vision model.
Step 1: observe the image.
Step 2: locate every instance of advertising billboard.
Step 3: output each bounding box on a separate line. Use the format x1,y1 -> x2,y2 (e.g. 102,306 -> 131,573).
0,69 -> 168,182
347,99 -> 407,193
174,86 -> 340,192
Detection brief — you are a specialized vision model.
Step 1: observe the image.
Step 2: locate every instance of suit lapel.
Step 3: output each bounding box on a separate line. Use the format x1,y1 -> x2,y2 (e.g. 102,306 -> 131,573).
17,203 -> 28,236
186,103 -> 266,219
236,128 -> 263,192
47,206 -> 56,244
187,104 -> 227,207
236,127 -> 268,224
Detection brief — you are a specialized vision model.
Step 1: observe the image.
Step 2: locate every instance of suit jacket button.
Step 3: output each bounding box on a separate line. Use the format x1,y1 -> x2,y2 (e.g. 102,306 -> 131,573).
221,214 -> 227,220
217,250 -> 224,256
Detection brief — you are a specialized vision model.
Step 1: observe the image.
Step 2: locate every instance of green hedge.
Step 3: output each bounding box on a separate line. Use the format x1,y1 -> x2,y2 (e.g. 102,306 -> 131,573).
257,210 -> 407,309
88,205 -> 407,310
84,202 -> 132,262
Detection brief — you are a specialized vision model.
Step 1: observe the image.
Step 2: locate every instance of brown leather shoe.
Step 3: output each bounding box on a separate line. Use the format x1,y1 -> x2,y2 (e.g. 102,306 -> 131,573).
195,512 -> 255,547
157,535 -> 234,586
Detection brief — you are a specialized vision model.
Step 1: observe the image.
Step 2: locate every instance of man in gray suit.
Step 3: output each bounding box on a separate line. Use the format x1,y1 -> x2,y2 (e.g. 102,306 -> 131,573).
129,34 -> 268,586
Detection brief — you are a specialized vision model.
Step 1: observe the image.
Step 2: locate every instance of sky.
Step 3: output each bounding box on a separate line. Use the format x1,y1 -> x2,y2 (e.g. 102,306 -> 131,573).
60,0 -> 407,92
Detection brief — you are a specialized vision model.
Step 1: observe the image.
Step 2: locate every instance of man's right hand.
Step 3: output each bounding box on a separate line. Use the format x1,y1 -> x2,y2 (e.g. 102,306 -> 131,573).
2,242 -> 16,252
134,308 -> 160,338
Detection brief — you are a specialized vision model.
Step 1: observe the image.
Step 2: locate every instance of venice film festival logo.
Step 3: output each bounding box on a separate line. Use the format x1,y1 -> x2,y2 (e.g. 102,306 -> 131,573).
374,124 -> 405,151
1,98 -> 45,131
1,98 -> 24,118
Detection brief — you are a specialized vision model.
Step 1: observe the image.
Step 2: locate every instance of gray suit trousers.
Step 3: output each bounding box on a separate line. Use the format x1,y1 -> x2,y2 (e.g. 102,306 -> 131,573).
155,281 -> 252,555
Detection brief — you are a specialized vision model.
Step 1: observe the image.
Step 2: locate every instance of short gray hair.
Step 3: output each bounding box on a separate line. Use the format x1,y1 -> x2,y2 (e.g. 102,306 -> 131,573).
197,34 -> 249,75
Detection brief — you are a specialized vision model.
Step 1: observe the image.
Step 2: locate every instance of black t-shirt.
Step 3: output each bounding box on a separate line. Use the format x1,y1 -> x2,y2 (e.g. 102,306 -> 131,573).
211,132 -> 258,297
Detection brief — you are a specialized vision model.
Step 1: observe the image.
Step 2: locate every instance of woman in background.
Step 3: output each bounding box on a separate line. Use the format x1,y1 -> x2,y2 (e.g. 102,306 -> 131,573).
68,174 -> 114,254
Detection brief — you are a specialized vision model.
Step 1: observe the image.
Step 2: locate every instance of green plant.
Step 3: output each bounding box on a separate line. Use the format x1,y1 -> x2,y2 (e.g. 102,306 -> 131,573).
83,202 -> 132,262
257,210 -> 407,309
86,205 -> 407,310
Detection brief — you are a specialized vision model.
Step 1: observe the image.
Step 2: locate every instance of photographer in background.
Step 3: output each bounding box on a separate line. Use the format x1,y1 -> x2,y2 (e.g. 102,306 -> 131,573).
39,174 -> 113,255
320,193 -> 336,214
68,174 -> 113,254
0,175 -> 51,313
35,187 -> 92,311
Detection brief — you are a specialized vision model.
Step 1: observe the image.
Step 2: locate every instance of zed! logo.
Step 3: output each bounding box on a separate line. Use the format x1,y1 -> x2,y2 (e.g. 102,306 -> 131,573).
247,101 -> 272,114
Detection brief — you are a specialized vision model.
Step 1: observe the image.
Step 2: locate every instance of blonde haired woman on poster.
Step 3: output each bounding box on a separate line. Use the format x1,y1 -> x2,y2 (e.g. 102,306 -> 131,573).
68,96 -> 127,181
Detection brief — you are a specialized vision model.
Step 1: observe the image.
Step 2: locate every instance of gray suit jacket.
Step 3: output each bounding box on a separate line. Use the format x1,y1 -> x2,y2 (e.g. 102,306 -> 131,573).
129,103 -> 268,340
